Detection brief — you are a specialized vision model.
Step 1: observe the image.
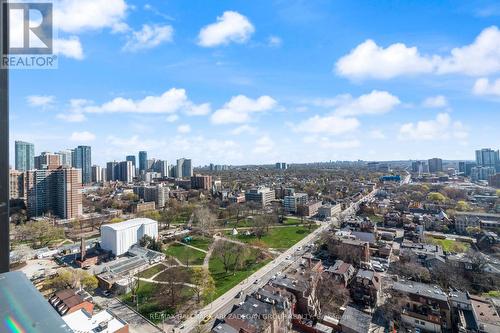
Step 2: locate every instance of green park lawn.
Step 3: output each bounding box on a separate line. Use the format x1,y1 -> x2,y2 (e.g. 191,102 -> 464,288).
208,252 -> 270,299
121,281 -> 174,323
138,264 -> 166,279
426,238 -> 471,253
187,236 -> 213,251
233,225 -> 317,250
164,243 -> 206,266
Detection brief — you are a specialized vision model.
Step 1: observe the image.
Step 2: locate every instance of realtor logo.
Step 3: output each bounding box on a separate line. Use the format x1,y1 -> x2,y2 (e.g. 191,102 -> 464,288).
2,1 -> 57,69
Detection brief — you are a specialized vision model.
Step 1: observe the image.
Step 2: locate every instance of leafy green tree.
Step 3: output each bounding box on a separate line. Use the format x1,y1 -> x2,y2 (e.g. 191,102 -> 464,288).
455,201 -> 470,211
427,192 -> 447,202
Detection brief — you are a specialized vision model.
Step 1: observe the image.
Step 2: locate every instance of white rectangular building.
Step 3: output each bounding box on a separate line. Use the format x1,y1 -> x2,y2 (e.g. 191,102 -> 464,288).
101,218 -> 158,256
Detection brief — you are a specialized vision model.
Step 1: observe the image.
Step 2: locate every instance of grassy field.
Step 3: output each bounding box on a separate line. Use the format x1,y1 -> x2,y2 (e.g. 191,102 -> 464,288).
165,243 -> 206,266
232,225 -> 317,250
187,236 -> 213,251
426,238 -> 471,253
121,281 -> 174,323
138,264 -> 165,279
154,266 -> 192,283
208,252 -> 270,299
358,213 -> 384,223
282,217 -> 303,225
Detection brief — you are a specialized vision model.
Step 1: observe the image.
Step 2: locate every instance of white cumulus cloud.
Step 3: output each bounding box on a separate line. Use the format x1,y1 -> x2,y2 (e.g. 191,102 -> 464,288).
399,113 -> 468,140
422,95 -> 449,108
198,11 -> 255,47
123,24 -> 174,52
473,77 -> 500,96
72,88 -> 206,115
53,0 -> 129,33
27,95 -> 55,107
54,37 -> 84,60
336,26 -> 500,79
308,91 -> 400,116
211,95 -> 277,124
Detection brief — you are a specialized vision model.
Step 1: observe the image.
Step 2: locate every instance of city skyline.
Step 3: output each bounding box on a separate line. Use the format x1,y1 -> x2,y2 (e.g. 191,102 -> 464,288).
9,140 -> 499,169
9,0 -> 500,165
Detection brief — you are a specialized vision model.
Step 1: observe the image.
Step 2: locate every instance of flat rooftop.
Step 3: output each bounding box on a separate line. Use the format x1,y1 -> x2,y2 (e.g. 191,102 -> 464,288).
101,217 -> 157,231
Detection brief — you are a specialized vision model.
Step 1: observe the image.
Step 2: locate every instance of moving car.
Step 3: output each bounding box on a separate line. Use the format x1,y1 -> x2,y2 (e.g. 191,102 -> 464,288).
201,315 -> 212,324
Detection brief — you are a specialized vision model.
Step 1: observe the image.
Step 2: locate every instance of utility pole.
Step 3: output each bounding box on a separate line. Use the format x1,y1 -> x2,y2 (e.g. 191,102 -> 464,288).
0,0 -> 10,273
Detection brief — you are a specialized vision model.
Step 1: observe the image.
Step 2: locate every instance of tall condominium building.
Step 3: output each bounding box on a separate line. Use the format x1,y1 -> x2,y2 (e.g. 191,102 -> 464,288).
118,160 -> 134,183
275,162 -> 288,170
428,158 -> 443,173
176,158 -> 193,178
25,167 -> 83,219
15,140 -> 34,171
471,166 -> 496,182
245,186 -> 275,207
133,184 -> 170,208
101,167 -> 107,182
91,165 -> 102,183
9,169 -> 24,199
475,148 -> 500,171
191,174 -> 212,190
106,161 -> 118,181
72,146 -> 92,184
152,160 -> 169,178
284,193 -> 308,213
34,152 -> 62,170
57,150 -> 72,167
138,151 -> 148,173
126,155 -> 136,167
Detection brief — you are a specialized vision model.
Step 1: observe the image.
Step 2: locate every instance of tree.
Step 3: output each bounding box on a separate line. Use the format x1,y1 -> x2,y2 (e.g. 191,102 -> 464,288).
252,215 -> 270,239
17,221 -> 65,248
156,268 -> 189,309
139,235 -> 163,252
191,267 -> 215,303
427,192 -> 447,203
193,207 -> 216,235
316,274 -> 350,317
455,201 -> 470,211
374,289 -> 411,330
46,269 -> 98,291
213,241 -> 247,274
81,272 -> 98,289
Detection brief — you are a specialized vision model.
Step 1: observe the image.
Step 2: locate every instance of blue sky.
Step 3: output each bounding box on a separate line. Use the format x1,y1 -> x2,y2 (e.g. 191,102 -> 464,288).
9,0 -> 500,166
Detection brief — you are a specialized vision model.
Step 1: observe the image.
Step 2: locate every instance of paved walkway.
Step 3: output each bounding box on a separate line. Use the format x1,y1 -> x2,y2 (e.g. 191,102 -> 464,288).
174,241 -> 208,254
138,277 -> 197,288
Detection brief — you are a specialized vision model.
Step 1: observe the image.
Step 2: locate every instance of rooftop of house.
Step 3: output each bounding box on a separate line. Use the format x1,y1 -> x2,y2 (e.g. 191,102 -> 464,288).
62,308 -> 127,333
339,306 -> 372,333
470,295 -> 500,332
393,281 -> 448,302
212,323 -> 239,333
230,297 -> 273,330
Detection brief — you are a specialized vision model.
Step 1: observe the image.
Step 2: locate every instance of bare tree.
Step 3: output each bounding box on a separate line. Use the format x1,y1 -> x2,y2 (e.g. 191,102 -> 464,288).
316,274 -> 351,317
156,268 -> 189,309
193,207 -> 217,235
213,241 -> 247,274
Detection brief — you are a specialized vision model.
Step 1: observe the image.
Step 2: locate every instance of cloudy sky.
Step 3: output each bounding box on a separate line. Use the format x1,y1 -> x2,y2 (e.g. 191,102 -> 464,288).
9,0 -> 500,166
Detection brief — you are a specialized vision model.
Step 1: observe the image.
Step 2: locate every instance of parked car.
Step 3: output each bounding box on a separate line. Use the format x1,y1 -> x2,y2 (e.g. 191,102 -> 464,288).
201,315 -> 212,324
